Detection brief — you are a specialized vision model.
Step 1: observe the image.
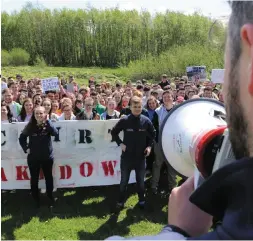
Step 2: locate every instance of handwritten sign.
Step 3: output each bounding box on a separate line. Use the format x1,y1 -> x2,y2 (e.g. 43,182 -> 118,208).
1,82 -> 7,90
211,69 -> 225,83
186,66 -> 206,82
42,77 -> 60,93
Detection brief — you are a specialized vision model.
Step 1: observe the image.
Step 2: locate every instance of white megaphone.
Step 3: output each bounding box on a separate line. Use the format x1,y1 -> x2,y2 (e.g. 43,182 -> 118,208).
159,98 -> 235,189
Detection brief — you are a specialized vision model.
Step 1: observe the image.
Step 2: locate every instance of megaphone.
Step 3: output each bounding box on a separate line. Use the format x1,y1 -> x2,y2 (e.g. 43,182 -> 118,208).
159,98 -> 235,188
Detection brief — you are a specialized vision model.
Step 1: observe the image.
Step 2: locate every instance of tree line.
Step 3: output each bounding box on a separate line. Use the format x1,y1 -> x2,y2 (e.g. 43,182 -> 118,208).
1,3 -> 225,68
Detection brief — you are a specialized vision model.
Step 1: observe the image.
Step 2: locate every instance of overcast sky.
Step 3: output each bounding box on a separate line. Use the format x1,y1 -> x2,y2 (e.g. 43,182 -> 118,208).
1,0 -> 231,18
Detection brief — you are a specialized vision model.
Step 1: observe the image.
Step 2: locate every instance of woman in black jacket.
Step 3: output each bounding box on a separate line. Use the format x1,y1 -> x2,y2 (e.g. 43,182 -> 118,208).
19,106 -> 58,208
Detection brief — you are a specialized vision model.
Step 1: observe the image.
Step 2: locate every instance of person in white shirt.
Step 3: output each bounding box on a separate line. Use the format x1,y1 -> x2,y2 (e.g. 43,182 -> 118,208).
2,88 -> 21,119
58,104 -> 76,120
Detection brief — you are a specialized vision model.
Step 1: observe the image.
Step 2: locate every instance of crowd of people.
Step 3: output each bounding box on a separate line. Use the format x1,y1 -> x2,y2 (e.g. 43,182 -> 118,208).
1,73 -> 223,207
1,73 -> 223,124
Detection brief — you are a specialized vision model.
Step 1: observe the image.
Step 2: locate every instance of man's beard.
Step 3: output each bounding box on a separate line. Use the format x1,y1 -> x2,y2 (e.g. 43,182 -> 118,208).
226,66 -> 250,159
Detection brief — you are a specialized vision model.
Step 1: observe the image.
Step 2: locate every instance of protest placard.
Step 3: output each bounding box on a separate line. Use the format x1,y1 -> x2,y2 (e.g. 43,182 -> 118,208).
211,69 -> 225,83
41,77 -> 60,93
186,66 -> 206,82
1,82 -> 8,90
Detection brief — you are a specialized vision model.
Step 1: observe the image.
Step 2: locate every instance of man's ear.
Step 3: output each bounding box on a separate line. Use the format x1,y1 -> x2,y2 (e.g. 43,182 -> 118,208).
241,24 -> 253,96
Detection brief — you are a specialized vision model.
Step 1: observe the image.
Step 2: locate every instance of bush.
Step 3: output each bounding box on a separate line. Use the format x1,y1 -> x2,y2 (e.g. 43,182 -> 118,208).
1,50 -> 12,66
9,48 -> 30,66
123,44 -> 224,81
34,56 -> 47,67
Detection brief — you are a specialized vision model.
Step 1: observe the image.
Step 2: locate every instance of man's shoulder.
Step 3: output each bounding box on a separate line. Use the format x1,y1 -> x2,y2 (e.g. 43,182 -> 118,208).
155,105 -> 163,113
140,114 -> 151,123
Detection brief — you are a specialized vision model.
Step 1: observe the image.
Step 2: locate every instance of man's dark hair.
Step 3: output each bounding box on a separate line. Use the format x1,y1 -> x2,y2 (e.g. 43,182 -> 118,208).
45,90 -> 56,94
177,88 -> 185,93
90,92 -> 98,96
136,84 -> 143,90
162,90 -> 173,97
204,87 -> 212,92
229,1 -> 253,68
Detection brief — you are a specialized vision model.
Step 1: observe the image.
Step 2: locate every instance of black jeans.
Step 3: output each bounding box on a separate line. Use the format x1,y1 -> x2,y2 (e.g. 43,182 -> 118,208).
28,156 -> 54,200
119,158 -> 145,204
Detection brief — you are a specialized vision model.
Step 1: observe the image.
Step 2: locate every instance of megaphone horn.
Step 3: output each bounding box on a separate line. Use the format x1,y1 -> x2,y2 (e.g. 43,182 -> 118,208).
159,98 -> 227,179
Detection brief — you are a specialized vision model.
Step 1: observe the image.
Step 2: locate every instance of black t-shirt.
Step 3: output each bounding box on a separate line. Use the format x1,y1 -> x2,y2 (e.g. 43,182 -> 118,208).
159,80 -> 170,89
106,113 -> 118,120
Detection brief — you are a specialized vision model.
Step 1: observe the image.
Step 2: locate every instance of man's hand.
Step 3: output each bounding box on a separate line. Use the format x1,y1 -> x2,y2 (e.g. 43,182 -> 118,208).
120,143 -> 126,152
26,148 -> 30,154
168,176 -> 213,237
144,146 -> 151,157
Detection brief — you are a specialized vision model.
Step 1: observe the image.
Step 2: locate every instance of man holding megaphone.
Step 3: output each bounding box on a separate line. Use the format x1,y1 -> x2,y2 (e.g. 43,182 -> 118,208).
107,1 -> 253,239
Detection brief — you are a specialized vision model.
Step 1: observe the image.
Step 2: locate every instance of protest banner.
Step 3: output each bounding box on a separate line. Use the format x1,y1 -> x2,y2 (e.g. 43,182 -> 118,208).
186,66 -> 206,82
211,69 -> 225,83
41,77 -> 60,93
1,120 -> 136,189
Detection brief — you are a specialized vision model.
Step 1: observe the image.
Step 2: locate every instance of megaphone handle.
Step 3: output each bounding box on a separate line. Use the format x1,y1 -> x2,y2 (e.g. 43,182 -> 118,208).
194,167 -> 205,189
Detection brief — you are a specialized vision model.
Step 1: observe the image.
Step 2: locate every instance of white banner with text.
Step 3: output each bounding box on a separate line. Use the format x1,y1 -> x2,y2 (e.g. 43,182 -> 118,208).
1,120 -> 136,189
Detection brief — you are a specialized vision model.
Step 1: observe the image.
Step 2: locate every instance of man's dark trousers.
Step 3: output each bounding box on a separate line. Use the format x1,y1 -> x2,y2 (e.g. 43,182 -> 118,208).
119,158 -> 146,204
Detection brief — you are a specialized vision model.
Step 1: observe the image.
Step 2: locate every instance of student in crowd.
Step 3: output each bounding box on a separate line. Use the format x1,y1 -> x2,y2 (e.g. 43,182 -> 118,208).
111,96 -> 156,209
58,104 -> 76,121
42,98 -> 59,121
2,88 -> 22,119
1,102 -> 18,123
9,82 -> 19,101
16,93 -> 26,106
145,96 -> 159,174
100,99 -> 120,120
151,90 -> 177,194
17,98 -> 34,122
90,92 -> 106,115
113,91 -> 122,112
19,106 -> 58,208
51,100 -> 61,116
117,95 -> 130,113
32,94 -> 43,108
76,97 -> 100,120
73,99 -> 84,116
120,92 -> 149,118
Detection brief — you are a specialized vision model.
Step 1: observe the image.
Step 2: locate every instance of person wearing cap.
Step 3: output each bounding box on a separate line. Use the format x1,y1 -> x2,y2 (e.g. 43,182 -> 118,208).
159,74 -> 171,90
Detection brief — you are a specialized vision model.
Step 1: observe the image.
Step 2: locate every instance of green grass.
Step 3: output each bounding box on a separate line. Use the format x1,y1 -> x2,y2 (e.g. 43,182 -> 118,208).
1,66 -> 129,86
1,175 -> 178,240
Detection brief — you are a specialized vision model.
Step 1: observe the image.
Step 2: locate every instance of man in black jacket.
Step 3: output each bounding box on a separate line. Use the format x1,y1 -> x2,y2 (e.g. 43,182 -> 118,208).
111,96 -> 156,209
107,1 -> 253,239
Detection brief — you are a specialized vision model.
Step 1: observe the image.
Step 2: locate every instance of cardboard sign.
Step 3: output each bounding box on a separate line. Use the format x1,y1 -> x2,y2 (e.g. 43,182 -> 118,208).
42,77 -> 60,93
186,66 -> 206,82
1,82 -> 7,90
211,69 -> 225,83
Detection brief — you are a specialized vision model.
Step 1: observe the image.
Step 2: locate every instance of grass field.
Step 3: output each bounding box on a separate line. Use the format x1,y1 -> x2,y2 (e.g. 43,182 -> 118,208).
1,175 -> 175,240
2,66 -> 175,240
1,66 -> 129,86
